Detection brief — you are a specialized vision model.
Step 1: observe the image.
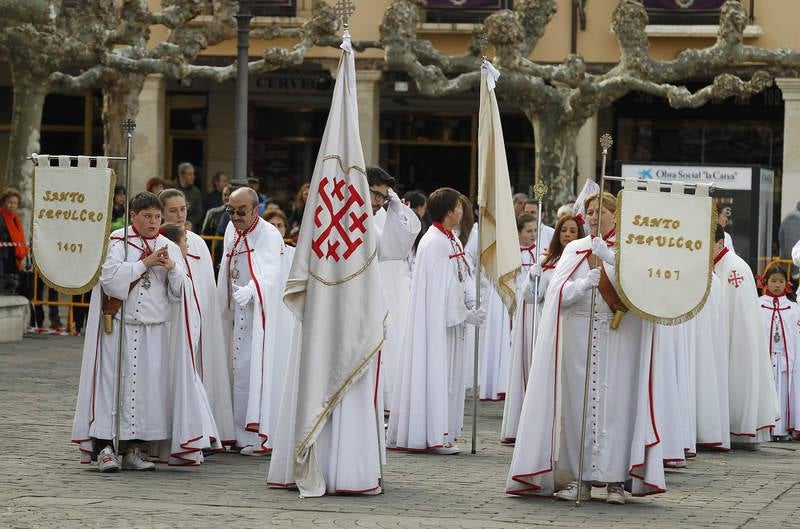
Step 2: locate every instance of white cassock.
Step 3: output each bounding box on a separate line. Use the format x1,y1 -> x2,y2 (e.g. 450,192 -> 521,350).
217,217 -> 284,452
373,203 -> 421,412
463,225 -> 479,390
651,324 -> 692,464
759,293 -> 800,436
479,282 -> 512,401
387,224 -> 472,450
692,274 -> 731,450
500,244 -> 539,443
185,230 -> 236,445
72,228 -> 221,464
714,248 -> 780,444
506,235 -> 665,497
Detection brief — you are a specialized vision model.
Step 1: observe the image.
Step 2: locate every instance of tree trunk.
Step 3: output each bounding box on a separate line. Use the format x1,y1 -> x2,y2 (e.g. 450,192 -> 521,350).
526,107 -> 580,219
102,73 -> 145,179
4,72 -> 47,231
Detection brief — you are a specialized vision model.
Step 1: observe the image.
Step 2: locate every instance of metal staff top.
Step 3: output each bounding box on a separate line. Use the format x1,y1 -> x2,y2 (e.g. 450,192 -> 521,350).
335,0 -> 356,27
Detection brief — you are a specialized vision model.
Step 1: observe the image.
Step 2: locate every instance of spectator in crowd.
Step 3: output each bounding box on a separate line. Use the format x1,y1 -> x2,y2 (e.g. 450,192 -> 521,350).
177,162 -> 204,231
110,185 -> 126,231
556,203 -> 574,220
247,176 -> 268,215
288,182 -> 310,235
145,177 -> 166,196
404,190 -> 429,255
263,209 -> 289,240
779,201 -> 800,259
513,192 -> 528,218
264,197 -> 283,215
202,184 -> 231,237
0,187 -> 27,293
204,171 -> 230,211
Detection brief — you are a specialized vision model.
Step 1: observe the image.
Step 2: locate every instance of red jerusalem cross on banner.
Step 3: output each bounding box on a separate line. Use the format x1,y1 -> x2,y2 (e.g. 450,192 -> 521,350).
312,176 -> 368,261
728,270 -> 744,288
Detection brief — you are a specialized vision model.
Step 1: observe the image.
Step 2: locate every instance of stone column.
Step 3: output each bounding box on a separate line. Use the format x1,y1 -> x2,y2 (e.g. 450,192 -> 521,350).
356,70 -> 382,168
575,114 -> 598,191
131,74 -> 165,193
778,78 -> 800,220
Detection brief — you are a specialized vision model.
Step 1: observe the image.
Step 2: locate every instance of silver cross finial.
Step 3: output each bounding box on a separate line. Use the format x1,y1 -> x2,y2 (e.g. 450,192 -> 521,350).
334,0 -> 356,27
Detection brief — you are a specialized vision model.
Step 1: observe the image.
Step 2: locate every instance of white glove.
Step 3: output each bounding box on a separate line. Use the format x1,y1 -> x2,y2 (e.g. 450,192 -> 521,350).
591,236 -> 615,265
387,188 -> 403,213
575,268 -> 601,294
465,307 -> 487,326
232,281 -> 256,306
529,262 -> 543,280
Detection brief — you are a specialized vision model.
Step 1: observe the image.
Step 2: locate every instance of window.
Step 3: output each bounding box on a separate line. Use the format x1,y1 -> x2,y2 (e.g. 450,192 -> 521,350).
242,0 -> 297,17
643,0 -> 753,25
424,0 -> 513,24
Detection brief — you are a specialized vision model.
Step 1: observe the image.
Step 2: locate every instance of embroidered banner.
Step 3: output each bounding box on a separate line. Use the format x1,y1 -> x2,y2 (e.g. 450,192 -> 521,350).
32,155 -> 115,294
615,179 -> 715,324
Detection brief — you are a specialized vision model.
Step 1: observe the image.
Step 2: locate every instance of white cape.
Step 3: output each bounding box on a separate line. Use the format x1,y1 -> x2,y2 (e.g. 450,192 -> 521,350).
714,249 -> 779,443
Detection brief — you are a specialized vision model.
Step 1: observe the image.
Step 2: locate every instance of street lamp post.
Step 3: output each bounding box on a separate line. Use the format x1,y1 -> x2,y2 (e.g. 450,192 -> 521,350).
232,4 -> 253,189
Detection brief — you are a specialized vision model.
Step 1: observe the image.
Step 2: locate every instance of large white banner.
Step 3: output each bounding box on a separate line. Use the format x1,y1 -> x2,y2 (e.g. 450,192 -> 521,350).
32,155 -> 115,294
616,179 -> 714,325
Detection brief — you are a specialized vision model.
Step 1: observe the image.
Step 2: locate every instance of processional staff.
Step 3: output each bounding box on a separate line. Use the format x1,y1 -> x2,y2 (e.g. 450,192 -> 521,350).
576,133 -> 613,506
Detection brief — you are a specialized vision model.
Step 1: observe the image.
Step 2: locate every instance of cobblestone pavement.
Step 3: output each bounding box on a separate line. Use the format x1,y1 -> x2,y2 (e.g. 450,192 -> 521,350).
2,335 -> 800,528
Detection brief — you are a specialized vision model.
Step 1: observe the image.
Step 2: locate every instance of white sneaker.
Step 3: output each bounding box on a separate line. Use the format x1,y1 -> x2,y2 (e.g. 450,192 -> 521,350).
554,481 -> 591,502
606,483 -> 626,505
122,447 -> 155,471
97,446 -> 120,473
239,445 -> 268,457
430,443 -> 460,455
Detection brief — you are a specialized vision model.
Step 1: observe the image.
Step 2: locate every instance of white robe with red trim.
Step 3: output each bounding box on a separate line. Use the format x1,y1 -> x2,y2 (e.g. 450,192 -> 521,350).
500,246 -> 538,443
387,225 -> 471,451
759,294 -> 800,436
72,228 -> 221,465
506,235 -> 665,496
185,231 -> 236,445
373,205 -> 421,412
693,274 -> 730,450
651,324 -> 692,463
217,218 -> 285,451
714,249 -> 780,444
479,283 -> 512,401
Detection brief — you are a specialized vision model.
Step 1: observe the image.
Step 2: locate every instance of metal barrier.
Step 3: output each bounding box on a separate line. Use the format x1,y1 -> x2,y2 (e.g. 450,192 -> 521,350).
760,257 -> 794,283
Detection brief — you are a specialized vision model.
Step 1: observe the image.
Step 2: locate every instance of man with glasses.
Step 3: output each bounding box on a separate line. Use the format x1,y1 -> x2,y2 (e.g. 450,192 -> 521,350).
217,188 -> 285,456
367,167 -> 422,413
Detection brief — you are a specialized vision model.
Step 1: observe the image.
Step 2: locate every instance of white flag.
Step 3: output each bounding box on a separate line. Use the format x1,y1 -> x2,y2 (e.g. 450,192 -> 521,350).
282,31 -> 386,488
477,60 -> 522,315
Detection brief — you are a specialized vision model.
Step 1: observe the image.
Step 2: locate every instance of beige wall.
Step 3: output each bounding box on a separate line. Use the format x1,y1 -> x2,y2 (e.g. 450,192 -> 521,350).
187,1 -> 800,66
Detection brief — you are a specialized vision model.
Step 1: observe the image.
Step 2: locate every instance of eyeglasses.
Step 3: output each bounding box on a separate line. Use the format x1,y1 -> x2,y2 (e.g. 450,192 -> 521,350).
225,206 -> 251,218
370,189 -> 389,204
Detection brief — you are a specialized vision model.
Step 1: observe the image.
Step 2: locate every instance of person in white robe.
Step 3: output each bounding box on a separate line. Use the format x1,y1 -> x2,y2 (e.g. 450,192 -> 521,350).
501,214 -> 584,444
479,281 -> 513,401
72,192 -> 221,472
160,189 -> 236,446
713,225 -> 780,447
506,192 -> 665,504
523,198 -> 554,250
387,188 -> 487,455
651,324 -> 692,467
758,266 -> 800,439
217,188 -> 285,455
692,273 -> 730,451
367,167 -> 421,412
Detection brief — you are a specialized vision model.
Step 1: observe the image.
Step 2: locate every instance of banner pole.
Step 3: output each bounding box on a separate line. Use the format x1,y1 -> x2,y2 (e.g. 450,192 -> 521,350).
576,133 -> 613,506
471,218 -> 481,455
531,182 -> 548,363
113,119 -> 136,457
